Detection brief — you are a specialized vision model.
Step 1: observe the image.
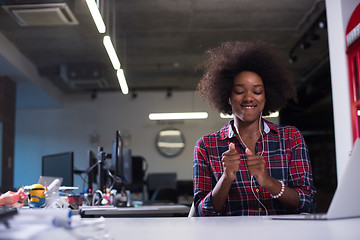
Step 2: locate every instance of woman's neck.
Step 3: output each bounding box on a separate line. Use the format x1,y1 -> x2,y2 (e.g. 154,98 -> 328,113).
234,118 -> 263,137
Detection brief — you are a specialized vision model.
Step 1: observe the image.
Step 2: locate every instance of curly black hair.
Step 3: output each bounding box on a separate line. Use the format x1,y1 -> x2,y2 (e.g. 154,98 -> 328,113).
196,40 -> 297,116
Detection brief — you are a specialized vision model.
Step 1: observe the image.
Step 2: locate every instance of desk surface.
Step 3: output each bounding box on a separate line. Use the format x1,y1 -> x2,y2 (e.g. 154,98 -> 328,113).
4,214 -> 360,240
35,215 -> 360,240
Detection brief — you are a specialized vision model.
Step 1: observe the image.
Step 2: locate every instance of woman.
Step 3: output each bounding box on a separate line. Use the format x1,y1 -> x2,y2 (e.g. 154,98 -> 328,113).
193,40 -> 316,216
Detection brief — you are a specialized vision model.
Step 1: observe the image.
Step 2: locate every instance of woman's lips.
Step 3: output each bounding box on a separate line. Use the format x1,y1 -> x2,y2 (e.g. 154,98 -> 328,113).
241,104 -> 257,109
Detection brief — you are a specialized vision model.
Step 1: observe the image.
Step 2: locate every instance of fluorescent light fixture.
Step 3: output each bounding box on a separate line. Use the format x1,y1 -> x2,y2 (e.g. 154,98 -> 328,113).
149,112 -> 208,120
357,110 -> 360,116
220,113 -> 233,119
267,111 -> 279,118
159,130 -> 182,136
157,142 -> 185,148
220,111 -> 279,119
85,0 -> 106,33
103,36 -> 121,70
117,69 -> 129,94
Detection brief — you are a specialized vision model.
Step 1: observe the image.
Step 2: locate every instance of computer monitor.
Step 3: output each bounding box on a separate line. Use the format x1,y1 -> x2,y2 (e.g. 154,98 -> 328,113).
122,149 -> 132,184
42,152 -> 74,186
112,130 -> 132,185
87,150 -> 98,190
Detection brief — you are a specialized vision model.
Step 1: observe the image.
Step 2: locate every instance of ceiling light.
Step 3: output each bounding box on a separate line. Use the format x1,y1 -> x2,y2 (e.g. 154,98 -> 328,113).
103,36 -> 121,70
85,0 -> 106,33
117,69 -> 128,94
149,112 -> 208,120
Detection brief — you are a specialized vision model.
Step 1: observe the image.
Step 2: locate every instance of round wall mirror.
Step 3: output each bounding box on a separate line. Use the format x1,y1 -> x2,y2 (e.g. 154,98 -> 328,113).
156,128 -> 185,157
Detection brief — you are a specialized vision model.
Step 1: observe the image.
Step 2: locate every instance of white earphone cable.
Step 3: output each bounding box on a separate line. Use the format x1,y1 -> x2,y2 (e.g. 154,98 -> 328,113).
234,113 -> 268,215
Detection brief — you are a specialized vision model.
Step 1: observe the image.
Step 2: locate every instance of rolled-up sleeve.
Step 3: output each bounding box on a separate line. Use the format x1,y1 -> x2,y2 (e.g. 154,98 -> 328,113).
288,129 -> 316,213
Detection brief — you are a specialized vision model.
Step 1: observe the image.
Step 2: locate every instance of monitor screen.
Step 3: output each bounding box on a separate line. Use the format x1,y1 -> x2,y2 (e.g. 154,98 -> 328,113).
87,150 -> 98,190
122,148 -> 132,184
42,152 -> 74,186
112,130 -> 132,185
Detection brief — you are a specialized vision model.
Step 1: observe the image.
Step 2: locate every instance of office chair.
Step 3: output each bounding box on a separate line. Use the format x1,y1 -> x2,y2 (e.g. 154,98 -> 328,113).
188,202 -> 195,217
151,187 -> 178,203
146,173 -> 177,203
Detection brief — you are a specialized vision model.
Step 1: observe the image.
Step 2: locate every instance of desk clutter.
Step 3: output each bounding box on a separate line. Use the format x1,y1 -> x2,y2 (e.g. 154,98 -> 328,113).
32,131 -> 194,210
1,181 -> 190,240
0,207 -> 111,240
0,131 -> 193,239
20,176 -> 191,209
1,172 -> 192,239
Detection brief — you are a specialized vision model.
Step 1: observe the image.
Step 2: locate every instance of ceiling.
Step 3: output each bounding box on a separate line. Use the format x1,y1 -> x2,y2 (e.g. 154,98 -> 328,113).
0,0 -> 328,97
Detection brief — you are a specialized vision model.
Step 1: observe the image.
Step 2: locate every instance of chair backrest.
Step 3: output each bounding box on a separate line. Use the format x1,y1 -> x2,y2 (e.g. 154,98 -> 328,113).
151,187 -> 178,203
146,173 -> 177,202
188,202 -> 196,217
146,173 -> 177,191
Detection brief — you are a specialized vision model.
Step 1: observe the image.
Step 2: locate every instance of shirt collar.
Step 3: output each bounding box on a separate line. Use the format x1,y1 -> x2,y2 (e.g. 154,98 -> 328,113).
221,118 -> 278,140
263,118 -> 279,134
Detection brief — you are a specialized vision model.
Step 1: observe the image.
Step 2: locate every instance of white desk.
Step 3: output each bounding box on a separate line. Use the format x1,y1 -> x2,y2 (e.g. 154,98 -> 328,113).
4,214 -> 360,240
103,216 -> 360,240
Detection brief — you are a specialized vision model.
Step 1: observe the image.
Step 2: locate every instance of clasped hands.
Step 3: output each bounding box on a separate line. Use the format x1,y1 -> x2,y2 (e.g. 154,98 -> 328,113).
221,142 -> 270,186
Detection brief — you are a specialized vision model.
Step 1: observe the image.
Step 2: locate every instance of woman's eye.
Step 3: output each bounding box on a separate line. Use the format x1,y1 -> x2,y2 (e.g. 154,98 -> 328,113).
254,91 -> 263,95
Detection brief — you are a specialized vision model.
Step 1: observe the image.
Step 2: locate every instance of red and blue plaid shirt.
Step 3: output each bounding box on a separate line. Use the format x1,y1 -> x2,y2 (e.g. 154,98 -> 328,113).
193,119 -> 316,216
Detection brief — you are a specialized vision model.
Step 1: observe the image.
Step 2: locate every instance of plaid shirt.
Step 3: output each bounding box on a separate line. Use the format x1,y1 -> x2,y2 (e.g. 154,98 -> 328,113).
193,119 -> 316,216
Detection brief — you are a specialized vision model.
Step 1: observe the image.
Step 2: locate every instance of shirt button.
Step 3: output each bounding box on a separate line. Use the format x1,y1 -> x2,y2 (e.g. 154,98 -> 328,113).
258,208 -> 262,211
256,189 -> 259,193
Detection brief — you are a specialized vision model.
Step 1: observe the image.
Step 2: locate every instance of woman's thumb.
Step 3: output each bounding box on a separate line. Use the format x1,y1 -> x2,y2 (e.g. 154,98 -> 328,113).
245,148 -> 254,156
229,142 -> 235,150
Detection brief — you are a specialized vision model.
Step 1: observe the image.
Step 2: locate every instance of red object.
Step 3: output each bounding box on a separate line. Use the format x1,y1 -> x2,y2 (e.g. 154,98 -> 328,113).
346,3 -> 360,143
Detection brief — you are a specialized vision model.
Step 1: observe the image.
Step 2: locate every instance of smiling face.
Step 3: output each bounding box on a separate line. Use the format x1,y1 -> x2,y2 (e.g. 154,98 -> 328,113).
229,71 -> 266,124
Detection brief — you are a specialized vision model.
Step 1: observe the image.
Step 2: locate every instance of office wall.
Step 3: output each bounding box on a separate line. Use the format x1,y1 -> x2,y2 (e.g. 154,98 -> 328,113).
14,91 -> 231,190
326,0 -> 360,179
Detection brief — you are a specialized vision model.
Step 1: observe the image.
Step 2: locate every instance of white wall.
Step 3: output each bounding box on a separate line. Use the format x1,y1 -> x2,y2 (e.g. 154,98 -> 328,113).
326,0 -> 360,180
14,91 -> 231,191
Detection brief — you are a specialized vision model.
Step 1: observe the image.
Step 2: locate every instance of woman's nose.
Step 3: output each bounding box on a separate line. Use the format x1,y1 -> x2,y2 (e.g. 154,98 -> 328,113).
243,91 -> 254,101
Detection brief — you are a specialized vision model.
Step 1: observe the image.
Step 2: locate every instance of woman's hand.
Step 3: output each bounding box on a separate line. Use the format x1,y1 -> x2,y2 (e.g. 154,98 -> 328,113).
0,188 -> 28,208
221,143 -> 241,182
245,148 -> 271,186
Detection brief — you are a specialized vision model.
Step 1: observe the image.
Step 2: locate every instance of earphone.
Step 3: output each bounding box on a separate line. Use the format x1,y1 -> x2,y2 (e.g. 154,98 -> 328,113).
233,112 -> 269,215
